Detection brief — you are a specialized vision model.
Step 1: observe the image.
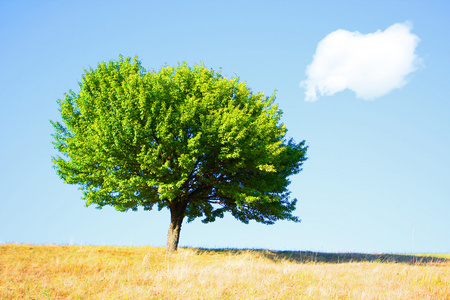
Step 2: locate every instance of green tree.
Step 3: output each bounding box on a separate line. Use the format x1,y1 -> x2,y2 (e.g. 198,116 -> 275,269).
52,57 -> 307,252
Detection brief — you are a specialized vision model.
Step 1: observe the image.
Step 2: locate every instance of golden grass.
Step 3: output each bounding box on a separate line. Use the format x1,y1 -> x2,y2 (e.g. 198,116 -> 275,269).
1,244 -> 449,299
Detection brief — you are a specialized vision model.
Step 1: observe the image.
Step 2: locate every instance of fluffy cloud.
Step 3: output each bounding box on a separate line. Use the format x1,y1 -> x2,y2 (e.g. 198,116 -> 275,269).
301,22 -> 420,101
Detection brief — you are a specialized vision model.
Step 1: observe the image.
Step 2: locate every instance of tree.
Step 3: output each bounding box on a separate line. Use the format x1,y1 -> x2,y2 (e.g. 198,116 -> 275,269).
51,56 -> 307,252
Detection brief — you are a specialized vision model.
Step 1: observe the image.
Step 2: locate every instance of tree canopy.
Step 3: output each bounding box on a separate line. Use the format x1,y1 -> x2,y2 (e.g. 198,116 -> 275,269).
52,56 -> 307,252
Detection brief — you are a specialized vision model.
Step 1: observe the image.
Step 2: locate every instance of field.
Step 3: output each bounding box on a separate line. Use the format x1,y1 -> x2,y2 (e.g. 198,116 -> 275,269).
1,244 -> 449,299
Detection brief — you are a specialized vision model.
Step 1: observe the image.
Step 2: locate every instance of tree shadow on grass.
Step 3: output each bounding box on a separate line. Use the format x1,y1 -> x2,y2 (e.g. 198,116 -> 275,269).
193,248 -> 449,265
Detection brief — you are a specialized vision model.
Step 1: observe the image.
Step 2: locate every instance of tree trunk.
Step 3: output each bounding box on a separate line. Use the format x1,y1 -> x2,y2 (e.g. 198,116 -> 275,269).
166,201 -> 187,253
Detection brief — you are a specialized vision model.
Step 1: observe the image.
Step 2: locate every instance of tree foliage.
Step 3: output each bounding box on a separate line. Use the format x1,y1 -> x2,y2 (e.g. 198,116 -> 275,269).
52,56 -> 307,252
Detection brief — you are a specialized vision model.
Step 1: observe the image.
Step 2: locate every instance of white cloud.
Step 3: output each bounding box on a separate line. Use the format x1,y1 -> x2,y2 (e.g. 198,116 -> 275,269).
301,22 -> 420,101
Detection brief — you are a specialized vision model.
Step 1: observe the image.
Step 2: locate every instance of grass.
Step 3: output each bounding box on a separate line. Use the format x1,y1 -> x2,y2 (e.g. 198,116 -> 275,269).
1,244 -> 449,299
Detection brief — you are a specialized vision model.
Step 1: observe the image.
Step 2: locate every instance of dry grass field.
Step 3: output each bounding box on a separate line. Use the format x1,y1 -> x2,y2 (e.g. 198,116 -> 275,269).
0,244 -> 449,299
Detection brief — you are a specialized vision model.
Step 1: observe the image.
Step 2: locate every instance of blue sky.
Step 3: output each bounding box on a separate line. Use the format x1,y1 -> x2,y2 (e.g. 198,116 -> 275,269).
1,0 -> 449,254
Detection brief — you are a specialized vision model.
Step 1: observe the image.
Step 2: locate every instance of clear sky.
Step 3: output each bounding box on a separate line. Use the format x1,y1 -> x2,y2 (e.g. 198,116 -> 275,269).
1,0 -> 449,254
